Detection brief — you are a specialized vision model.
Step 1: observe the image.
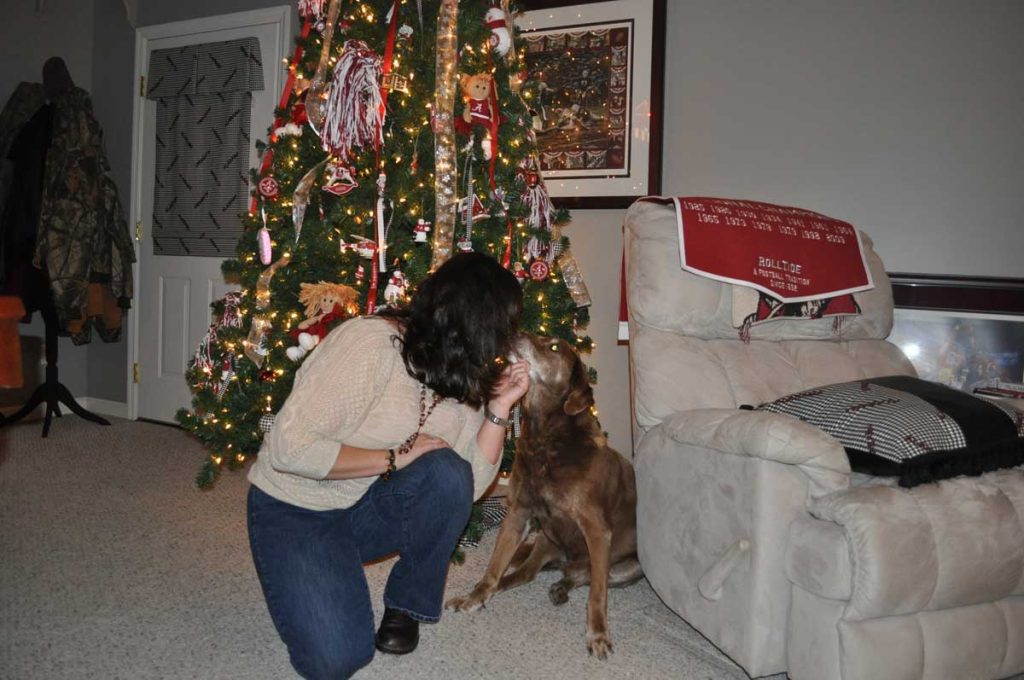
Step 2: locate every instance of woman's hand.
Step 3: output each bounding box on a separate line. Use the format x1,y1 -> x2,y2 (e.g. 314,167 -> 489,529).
490,360 -> 530,412
397,433 -> 450,469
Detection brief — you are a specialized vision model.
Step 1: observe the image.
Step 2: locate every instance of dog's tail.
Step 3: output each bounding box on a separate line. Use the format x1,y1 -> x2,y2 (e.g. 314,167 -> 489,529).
609,557 -> 644,588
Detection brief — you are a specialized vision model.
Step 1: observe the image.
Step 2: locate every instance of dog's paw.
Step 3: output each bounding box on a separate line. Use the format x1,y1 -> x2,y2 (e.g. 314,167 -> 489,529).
445,588 -> 489,613
548,582 -> 570,606
586,630 -> 613,660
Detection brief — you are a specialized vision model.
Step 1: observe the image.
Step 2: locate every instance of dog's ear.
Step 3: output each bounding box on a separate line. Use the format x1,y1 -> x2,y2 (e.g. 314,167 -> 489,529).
563,355 -> 594,416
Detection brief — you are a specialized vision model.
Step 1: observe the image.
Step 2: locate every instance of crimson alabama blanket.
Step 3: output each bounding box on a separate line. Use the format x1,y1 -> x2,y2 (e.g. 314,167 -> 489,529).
644,196 -> 874,302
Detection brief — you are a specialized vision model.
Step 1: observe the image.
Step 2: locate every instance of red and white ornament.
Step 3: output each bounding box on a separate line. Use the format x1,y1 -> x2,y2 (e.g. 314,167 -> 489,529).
273,122 -> 304,139
339,235 -> 377,260
485,6 -> 512,57
258,176 -> 280,200
457,235 -> 474,253
322,161 -> 359,196
529,258 -> 550,282
383,264 -> 407,305
512,261 -> 529,283
217,355 -> 235,399
355,264 -> 365,282
413,219 -> 432,243
457,194 -> 490,223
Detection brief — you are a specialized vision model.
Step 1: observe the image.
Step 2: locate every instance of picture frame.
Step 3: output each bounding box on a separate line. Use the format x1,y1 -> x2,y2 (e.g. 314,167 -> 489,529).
517,0 -> 666,209
888,274 -> 1024,393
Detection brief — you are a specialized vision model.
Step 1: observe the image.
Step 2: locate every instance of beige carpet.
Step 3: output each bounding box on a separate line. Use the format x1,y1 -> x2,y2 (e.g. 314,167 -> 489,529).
0,417 -> 770,680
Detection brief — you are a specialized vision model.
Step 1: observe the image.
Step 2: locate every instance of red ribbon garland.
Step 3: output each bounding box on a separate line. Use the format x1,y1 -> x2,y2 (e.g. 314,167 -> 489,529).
379,0 -> 401,141
250,19 -> 313,215
483,50 -> 514,268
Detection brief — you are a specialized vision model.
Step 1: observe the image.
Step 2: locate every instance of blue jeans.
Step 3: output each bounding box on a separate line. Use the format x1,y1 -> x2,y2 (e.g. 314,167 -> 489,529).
247,448 -> 473,679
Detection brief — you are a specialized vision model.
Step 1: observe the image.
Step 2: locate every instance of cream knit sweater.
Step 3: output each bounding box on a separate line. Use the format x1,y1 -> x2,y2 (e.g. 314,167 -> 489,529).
247,316 -> 499,510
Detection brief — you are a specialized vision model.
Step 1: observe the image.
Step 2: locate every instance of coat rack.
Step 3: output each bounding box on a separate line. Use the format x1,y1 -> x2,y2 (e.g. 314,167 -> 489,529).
0,291 -> 109,437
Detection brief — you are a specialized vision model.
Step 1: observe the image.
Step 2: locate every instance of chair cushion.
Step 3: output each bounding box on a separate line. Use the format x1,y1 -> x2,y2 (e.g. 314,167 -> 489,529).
757,376 -> 1024,487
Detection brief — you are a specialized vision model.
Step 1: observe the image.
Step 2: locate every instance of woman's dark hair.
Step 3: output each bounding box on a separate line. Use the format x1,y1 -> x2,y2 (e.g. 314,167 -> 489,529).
379,252 -> 523,408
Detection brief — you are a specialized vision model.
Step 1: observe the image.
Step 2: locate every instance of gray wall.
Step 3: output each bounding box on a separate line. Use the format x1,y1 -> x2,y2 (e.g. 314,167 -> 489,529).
137,0 -> 291,26
0,0 -> 96,399
60,0 -> 1024,460
0,0 -> 94,94
661,0 -> 1024,277
86,0 -> 136,402
552,0 -> 1024,456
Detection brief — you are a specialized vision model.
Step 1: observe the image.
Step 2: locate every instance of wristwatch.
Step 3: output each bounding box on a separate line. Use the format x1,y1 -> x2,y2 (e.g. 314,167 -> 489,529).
484,405 -> 511,428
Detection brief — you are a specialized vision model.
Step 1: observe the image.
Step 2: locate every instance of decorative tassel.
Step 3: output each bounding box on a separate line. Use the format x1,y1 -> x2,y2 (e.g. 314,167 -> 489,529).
522,176 -> 555,231
297,0 -> 325,21
738,317 -> 752,344
321,40 -> 384,159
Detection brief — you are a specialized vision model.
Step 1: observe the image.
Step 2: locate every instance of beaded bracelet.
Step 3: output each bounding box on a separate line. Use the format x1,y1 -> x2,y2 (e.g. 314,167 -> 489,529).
381,448 -> 397,481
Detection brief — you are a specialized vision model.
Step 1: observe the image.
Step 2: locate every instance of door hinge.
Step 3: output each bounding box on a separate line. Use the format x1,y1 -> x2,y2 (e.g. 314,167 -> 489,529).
135,220 -> 143,241
139,75 -> 145,97
133,363 -> 140,383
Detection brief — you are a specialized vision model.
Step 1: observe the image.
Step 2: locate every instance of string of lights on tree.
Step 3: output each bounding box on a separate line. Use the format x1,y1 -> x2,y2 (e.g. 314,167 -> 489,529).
176,0 -> 595,497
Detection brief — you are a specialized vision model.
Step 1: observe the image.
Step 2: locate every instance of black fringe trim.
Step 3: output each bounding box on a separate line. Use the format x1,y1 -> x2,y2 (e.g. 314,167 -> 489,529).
846,437 -> 1024,488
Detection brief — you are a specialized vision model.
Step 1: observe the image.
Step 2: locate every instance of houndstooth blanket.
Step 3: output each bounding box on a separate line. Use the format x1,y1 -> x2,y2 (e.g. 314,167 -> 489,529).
757,376 -> 1024,487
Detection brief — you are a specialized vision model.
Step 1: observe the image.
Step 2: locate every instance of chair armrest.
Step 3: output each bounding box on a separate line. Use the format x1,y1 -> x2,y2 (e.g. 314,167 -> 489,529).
808,471 -> 1024,621
659,408 -> 851,499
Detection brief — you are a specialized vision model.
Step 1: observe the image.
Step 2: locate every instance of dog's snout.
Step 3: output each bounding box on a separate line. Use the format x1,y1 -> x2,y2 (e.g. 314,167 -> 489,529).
510,333 -> 531,358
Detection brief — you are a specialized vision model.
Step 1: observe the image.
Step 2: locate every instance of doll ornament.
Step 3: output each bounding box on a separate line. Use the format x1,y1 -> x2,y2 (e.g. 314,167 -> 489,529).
454,73 -> 498,134
285,281 -> 360,362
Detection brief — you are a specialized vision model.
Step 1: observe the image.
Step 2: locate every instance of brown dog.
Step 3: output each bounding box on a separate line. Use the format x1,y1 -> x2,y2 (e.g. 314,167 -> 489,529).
446,334 -> 642,658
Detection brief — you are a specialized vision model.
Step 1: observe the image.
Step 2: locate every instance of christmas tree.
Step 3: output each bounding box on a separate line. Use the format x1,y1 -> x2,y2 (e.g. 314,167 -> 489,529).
177,0 -> 594,500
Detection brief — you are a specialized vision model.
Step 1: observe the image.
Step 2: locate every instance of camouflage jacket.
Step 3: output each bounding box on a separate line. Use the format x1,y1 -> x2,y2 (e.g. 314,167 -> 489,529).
0,82 -> 135,344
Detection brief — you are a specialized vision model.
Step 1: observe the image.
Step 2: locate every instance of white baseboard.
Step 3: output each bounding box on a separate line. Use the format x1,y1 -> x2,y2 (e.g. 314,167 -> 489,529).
78,398 -> 131,420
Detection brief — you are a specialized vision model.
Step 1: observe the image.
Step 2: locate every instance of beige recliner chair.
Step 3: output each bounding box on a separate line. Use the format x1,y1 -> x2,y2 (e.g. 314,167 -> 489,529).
624,200 -> 1024,680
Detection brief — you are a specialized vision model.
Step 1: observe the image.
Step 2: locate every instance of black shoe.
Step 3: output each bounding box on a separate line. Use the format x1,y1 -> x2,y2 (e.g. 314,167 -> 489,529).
375,608 -> 420,655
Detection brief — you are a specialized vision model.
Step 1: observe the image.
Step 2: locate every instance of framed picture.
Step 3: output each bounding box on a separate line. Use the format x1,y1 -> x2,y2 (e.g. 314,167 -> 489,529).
517,0 -> 666,208
888,274 -> 1024,393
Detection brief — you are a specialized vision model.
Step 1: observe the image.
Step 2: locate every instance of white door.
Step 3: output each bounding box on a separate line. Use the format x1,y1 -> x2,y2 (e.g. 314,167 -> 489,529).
132,8 -> 290,422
